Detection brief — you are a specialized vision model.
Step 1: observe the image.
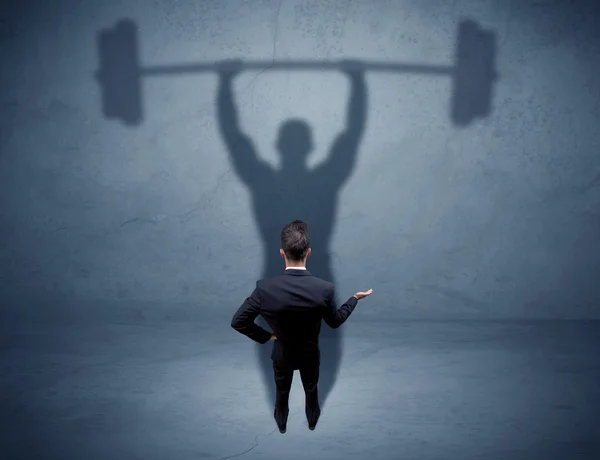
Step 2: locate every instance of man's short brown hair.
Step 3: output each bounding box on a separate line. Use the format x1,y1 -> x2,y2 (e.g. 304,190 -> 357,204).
280,220 -> 310,261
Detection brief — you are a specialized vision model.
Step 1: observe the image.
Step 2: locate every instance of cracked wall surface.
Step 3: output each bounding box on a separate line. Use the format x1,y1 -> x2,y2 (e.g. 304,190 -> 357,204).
1,0 -> 600,320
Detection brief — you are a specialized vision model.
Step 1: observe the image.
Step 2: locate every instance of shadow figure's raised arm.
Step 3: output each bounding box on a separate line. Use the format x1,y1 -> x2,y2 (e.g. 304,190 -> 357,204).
316,61 -> 368,186
216,61 -> 271,186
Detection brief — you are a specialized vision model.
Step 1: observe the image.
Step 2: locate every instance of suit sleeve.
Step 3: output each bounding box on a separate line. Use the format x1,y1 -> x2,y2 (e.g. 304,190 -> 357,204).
322,284 -> 358,329
231,283 -> 272,344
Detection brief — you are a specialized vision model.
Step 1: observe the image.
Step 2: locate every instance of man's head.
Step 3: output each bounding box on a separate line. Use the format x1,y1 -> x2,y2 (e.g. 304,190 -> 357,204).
280,220 -> 311,264
275,119 -> 313,168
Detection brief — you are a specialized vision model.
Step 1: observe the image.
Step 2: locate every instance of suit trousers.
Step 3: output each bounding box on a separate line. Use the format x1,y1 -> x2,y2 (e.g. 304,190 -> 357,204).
272,358 -> 321,428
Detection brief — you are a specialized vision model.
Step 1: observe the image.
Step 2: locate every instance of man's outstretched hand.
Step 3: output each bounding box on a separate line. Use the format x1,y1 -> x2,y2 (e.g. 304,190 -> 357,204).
353,289 -> 373,300
270,333 -> 277,341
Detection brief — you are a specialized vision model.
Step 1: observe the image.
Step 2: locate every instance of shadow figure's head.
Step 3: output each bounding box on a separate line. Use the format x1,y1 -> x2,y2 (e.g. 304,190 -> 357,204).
276,119 -> 313,168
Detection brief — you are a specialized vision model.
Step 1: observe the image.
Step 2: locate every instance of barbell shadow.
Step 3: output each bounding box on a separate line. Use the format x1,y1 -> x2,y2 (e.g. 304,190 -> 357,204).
96,18 -> 497,127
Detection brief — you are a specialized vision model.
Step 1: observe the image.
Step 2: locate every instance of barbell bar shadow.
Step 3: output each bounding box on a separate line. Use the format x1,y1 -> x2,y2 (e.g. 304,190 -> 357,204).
96,18 -> 497,127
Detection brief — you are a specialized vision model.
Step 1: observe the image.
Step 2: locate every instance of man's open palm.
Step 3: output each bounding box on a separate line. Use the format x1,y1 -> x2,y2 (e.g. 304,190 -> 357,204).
354,289 -> 373,300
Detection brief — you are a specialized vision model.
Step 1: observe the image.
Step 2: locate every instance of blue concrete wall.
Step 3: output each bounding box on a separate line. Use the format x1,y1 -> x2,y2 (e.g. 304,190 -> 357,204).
1,0 -> 600,321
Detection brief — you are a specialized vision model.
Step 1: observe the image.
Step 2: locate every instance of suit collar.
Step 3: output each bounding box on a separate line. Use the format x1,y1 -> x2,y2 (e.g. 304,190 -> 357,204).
284,268 -> 311,276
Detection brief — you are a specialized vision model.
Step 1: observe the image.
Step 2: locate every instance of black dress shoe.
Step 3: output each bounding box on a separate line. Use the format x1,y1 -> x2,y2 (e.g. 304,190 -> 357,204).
307,407 -> 320,431
274,408 -> 288,434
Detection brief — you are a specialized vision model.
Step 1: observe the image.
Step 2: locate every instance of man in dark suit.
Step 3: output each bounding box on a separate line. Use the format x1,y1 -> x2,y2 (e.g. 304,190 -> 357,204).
231,220 -> 373,433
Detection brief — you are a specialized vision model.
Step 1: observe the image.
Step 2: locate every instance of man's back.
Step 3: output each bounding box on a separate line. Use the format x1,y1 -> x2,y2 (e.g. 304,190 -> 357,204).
257,268 -> 358,366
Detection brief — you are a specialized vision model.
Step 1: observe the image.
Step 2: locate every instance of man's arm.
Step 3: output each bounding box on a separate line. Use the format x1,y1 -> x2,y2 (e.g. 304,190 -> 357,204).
231,284 -> 272,344
322,285 -> 359,329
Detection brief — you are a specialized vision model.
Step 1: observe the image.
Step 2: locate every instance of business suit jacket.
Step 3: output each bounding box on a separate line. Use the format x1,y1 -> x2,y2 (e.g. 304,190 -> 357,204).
231,268 -> 358,368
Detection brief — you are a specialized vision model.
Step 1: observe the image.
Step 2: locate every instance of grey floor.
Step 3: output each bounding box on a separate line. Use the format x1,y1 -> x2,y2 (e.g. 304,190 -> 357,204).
2,314 -> 599,460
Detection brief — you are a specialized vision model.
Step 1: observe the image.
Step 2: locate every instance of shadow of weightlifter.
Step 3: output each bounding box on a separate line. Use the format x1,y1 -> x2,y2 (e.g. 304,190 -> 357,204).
215,59 -> 368,409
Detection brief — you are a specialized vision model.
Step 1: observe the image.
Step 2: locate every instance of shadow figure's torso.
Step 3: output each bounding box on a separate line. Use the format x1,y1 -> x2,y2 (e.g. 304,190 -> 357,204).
252,166 -> 338,282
